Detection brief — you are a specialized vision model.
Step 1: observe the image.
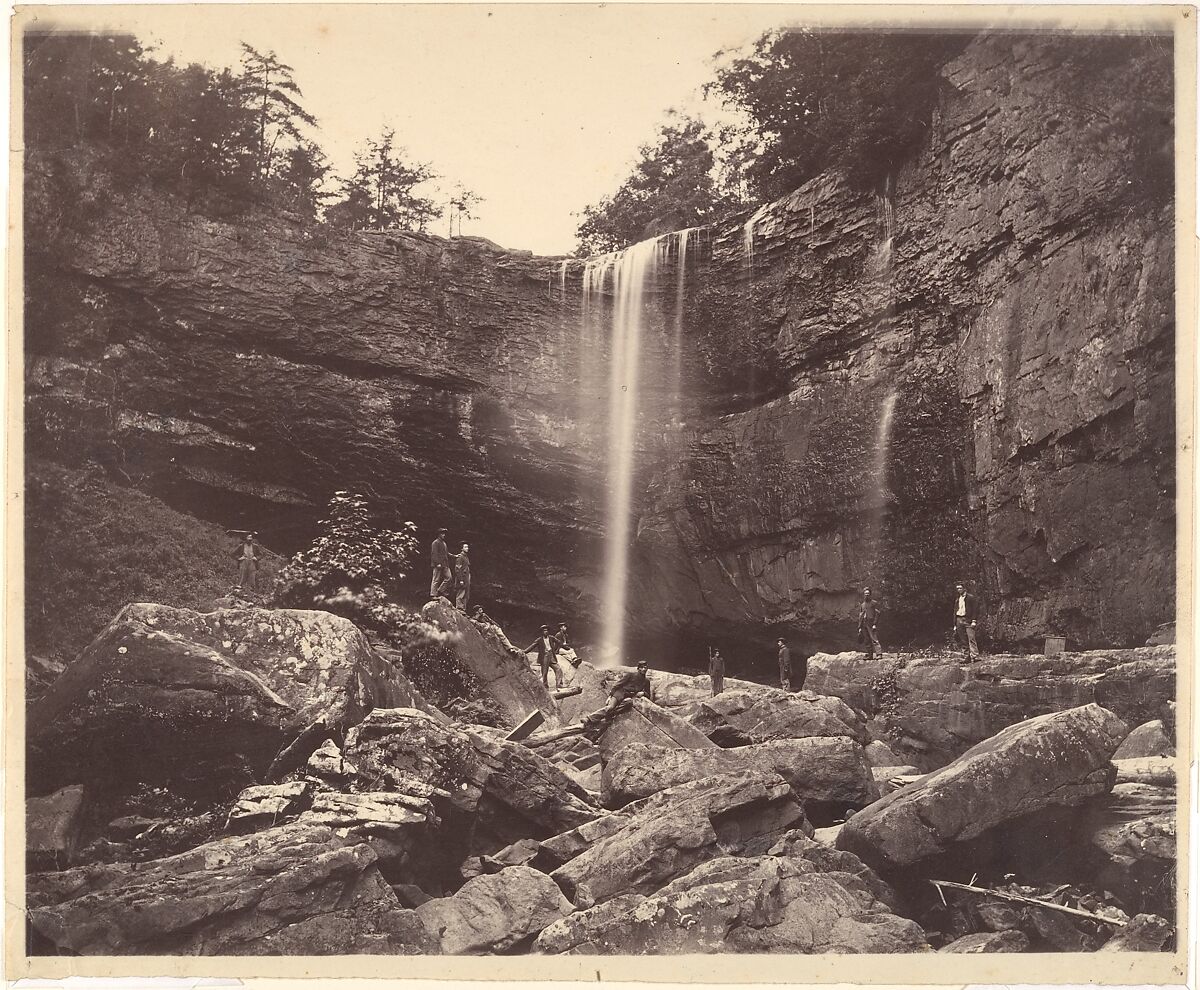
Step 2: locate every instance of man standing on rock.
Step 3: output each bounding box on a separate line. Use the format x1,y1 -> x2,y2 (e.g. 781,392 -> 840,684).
953,582 -> 980,661
453,542 -> 471,610
709,648 -> 725,696
777,638 -> 791,691
859,587 -> 882,659
525,624 -> 565,688
430,527 -> 453,600
231,531 -> 260,593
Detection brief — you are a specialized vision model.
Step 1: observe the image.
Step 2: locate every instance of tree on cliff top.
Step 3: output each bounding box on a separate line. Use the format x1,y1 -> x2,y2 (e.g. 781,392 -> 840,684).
326,129 -> 440,232
575,113 -> 745,255
708,29 -> 971,201
237,43 -> 317,182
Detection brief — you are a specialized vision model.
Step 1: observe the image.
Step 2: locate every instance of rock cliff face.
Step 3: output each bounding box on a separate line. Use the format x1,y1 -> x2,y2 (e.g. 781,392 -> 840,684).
25,34 -> 1174,662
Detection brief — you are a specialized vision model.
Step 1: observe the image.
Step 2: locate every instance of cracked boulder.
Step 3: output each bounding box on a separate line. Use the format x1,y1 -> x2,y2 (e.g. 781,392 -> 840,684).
342,708 -> 598,866
547,770 -> 808,908
602,735 -> 876,811
534,855 -> 928,954
416,865 -> 573,954
837,703 -> 1128,872
26,822 -> 434,955
689,689 -> 867,747
27,604 -> 432,799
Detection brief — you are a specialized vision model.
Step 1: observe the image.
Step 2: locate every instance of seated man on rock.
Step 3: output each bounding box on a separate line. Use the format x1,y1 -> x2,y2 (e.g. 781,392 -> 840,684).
469,604 -> 522,655
581,660 -> 653,740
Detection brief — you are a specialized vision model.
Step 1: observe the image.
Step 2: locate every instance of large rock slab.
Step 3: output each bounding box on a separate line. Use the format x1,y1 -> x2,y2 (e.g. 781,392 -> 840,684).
535,855 -> 929,954
549,770 -> 808,907
28,604 -> 431,797
938,930 -> 1030,953
343,708 -> 598,861
837,703 -> 1128,872
689,688 -> 867,747
416,865 -> 573,954
806,647 -> 1173,769
422,600 -> 557,725
603,736 -> 875,809
26,823 -> 432,954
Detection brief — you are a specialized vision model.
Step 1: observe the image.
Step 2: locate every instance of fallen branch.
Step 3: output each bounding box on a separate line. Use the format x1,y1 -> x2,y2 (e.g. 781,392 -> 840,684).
928,880 -> 1128,927
552,686 -> 583,699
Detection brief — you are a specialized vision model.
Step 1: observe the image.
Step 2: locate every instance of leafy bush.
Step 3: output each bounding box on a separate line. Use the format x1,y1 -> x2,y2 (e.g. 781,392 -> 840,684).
272,491 -> 442,652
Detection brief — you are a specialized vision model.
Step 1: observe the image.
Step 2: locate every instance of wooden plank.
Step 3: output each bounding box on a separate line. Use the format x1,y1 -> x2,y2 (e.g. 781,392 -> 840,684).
928,880 -> 1127,927
504,709 -> 546,742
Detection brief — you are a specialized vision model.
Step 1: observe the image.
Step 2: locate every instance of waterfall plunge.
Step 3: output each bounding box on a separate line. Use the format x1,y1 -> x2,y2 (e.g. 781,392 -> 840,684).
583,236 -> 663,666
870,390 -> 899,578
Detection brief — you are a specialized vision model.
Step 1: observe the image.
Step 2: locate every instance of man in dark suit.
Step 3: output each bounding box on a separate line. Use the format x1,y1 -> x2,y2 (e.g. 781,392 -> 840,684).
453,542 -> 471,610
524,624 -> 565,688
430,527 -> 453,600
953,582 -> 981,661
859,587 -> 882,659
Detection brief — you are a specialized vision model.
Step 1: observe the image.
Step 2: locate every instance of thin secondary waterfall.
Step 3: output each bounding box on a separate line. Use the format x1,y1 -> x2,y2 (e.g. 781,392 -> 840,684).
870,390 -> 899,574
559,259 -> 569,301
582,236 -> 663,666
742,202 -> 769,270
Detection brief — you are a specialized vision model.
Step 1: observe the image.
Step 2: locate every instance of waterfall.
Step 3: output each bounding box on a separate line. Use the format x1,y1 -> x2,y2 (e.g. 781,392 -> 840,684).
582,236 -> 664,666
870,390 -> 899,577
873,176 -> 896,272
559,259 -> 569,301
671,228 -> 693,427
742,202 -> 769,271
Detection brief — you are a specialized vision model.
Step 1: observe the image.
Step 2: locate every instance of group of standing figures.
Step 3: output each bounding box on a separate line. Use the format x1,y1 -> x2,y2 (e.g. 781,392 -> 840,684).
429,528 -> 472,610
707,637 -> 808,697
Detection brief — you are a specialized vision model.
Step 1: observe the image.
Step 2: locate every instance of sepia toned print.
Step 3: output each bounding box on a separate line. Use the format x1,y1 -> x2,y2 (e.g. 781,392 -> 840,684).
7,3 -> 1193,982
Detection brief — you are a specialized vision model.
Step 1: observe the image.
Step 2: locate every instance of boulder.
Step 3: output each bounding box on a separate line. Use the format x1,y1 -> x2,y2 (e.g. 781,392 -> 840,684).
938,930 -> 1030,953
422,600 -> 557,726
598,698 -> 716,759
415,866 -> 573,954
646,670 -> 778,711
806,647 -> 1173,770
556,661 -> 614,724
27,785 -> 88,872
549,770 -> 808,907
688,688 -> 867,747
1113,719 -> 1173,760
1080,791 -> 1175,915
837,704 -> 1128,872
227,781 -> 311,831
306,738 -> 359,782
1145,622 -> 1175,646
766,832 -> 899,911
28,604 -> 432,798
342,709 -> 598,861
865,740 -> 904,767
602,736 -> 876,809
27,822 -> 432,954
535,855 -> 928,954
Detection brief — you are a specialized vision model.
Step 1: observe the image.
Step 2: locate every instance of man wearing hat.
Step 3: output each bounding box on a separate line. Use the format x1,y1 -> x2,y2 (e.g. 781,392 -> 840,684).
430,527 -> 453,600
453,542 -> 471,610
582,660 -> 654,740
524,624 -> 565,688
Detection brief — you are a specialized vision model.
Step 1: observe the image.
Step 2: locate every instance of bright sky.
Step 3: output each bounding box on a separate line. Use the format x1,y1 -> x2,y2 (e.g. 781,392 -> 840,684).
24,5 -> 801,254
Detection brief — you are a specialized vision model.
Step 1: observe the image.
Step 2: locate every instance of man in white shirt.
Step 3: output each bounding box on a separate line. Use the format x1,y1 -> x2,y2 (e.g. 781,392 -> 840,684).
953,582 -> 980,660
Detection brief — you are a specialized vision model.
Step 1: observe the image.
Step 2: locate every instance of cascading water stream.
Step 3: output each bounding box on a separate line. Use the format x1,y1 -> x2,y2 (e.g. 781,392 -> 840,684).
671,228 -> 693,427
870,390 -> 899,577
582,236 -> 663,666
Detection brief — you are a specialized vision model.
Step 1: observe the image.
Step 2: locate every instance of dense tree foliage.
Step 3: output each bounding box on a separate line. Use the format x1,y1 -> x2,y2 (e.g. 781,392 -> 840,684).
324,129 -> 440,232
709,30 -> 971,201
24,32 -> 329,218
575,114 -> 745,255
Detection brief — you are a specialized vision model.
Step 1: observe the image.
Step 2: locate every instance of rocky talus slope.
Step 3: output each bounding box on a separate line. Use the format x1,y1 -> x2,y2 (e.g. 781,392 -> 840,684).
25,33 -> 1173,659
26,599 -> 1177,955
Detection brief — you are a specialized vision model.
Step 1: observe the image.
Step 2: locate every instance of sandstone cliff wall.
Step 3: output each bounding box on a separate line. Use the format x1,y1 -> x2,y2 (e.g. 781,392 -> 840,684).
25,33 -> 1175,661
